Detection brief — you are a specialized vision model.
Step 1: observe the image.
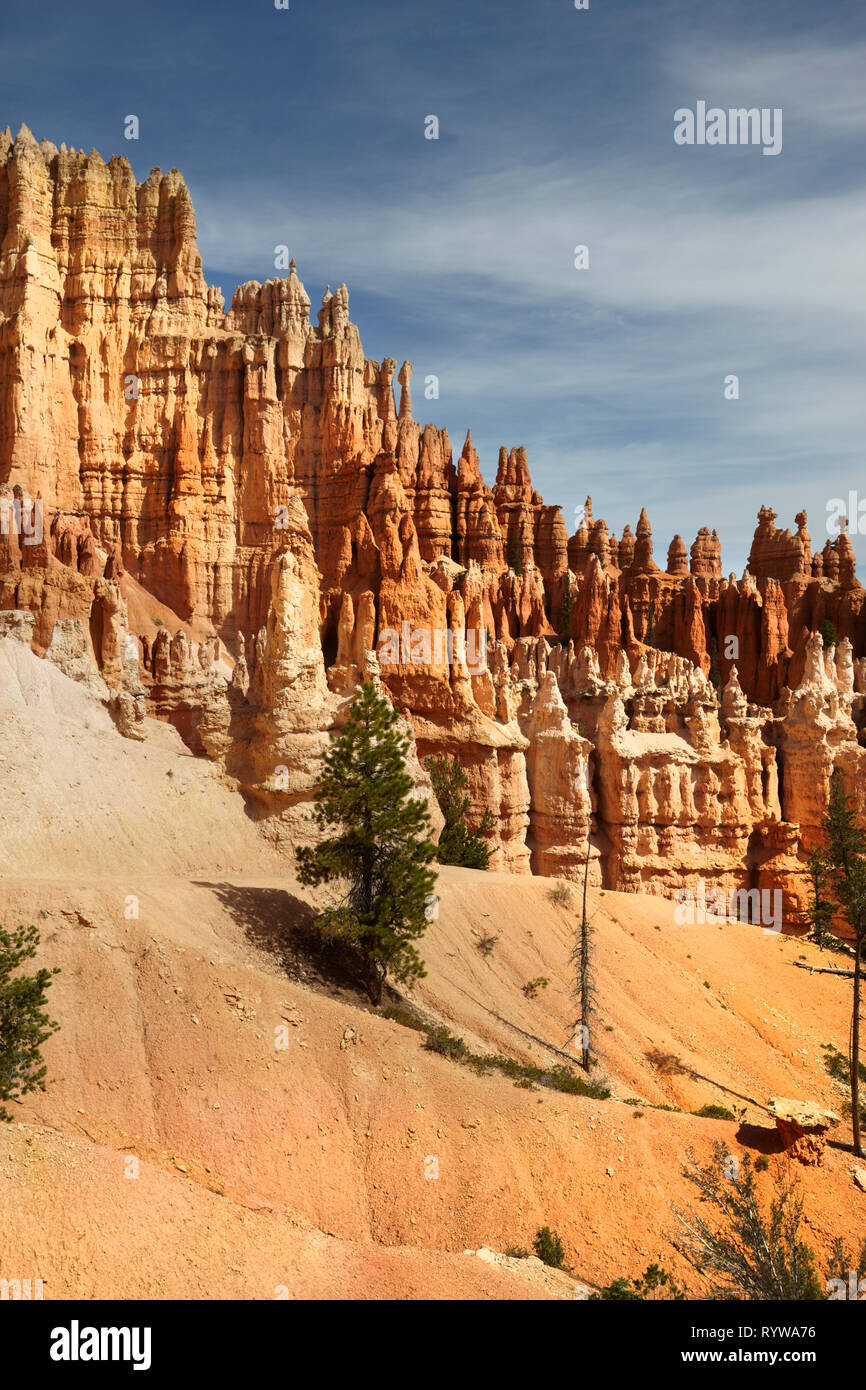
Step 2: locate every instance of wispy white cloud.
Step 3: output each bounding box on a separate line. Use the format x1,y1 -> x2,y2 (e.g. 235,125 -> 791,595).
196,163 -> 866,322
660,38 -> 866,138
188,27 -> 865,575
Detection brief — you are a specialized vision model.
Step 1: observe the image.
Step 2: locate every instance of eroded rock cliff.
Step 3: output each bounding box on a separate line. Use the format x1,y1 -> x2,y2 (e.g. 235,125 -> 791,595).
2,127 -> 864,916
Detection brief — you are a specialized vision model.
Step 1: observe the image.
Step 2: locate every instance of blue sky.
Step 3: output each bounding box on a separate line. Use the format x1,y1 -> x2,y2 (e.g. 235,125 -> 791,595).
4,0 -> 865,574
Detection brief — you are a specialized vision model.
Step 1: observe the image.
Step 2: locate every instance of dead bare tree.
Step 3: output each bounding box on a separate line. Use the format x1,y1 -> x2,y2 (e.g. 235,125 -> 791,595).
571,844 -> 598,1072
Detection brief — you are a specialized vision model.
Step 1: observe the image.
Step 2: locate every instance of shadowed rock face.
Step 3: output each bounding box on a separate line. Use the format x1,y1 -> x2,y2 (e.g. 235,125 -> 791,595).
2,128 -> 865,901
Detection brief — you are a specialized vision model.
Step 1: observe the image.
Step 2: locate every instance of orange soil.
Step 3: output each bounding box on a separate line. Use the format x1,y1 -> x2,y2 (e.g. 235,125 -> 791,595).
0,640 -> 863,1298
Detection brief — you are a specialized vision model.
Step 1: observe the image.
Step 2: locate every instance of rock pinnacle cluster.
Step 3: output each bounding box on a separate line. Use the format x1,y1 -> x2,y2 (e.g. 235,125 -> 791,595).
2,126 -> 864,920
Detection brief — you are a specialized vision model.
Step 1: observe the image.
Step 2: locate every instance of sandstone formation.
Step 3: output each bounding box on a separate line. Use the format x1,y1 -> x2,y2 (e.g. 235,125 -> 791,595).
2,128 -> 865,914
767,1097 -> 840,1166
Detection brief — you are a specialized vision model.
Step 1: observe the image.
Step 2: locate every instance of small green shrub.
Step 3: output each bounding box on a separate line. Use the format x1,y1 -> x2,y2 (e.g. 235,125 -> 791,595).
591,1263 -> 684,1301
533,1225 -> 566,1270
693,1103 -> 736,1121
379,1006 -> 425,1032
821,1042 -> 866,1086
417,1027 -> 610,1099
624,1096 -> 682,1113
422,1025 -> 469,1061
545,1064 -> 608,1097
522,976 -> 549,999
549,882 -> 572,910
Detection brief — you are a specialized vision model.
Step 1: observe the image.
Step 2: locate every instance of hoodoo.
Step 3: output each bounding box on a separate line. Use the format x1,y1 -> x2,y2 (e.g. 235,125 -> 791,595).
1,128 -> 865,917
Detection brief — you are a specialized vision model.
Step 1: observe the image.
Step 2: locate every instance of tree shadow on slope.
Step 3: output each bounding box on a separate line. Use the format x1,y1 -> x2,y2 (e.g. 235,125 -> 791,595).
644,1047 -> 768,1115
645,1052 -> 856,1157
194,880 -> 369,1003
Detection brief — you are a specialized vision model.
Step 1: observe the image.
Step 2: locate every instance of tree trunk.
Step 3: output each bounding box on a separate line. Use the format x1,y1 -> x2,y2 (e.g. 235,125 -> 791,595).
580,846 -> 591,1071
853,938 -> 862,1157
362,957 -> 383,1007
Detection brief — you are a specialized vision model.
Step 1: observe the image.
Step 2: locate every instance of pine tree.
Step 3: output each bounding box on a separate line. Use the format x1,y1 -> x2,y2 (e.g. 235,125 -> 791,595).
296,682 -> 437,1005
801,846 -> 835,951
819,618 -> 840,650
0,925 -> 60,1123
425,755 -> 495,870
819,771 -> 866,1156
